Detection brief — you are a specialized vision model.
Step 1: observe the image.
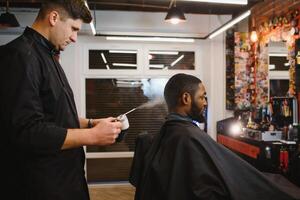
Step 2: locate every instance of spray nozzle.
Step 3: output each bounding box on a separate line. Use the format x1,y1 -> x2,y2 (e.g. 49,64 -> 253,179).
123,108 -> 137,115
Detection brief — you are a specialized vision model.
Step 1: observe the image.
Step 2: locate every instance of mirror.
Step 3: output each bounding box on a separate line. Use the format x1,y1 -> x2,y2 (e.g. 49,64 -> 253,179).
268,41 -> 290,99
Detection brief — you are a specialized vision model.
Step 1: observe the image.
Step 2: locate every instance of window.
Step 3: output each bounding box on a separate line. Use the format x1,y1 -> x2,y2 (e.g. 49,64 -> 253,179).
89,50 -> 137,70
83,43 -> 200,183
269,79 -> 289,97
86,78 -> 168,153
148,50 -> 195,70
85,78 -> 168,182
269,53 -> 289,71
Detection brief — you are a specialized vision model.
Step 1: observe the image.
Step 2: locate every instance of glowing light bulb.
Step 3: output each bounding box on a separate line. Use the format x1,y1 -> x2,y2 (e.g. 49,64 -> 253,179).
230,122 -> 243,136
170,18 -> 180,25
250,30 -> 258,42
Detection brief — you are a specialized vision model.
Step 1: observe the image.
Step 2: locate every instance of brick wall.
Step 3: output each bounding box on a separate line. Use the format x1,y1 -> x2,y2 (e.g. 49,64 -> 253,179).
251,0 -> 300,28
251,0 -> 300,119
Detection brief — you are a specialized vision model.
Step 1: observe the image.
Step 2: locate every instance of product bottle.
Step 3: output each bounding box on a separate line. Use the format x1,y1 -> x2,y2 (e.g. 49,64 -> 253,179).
116,114 -> 130,142
287,124 -> 293,141
291,123 -> 299,142
282,125 -> 288,140
296,51 -> 300,65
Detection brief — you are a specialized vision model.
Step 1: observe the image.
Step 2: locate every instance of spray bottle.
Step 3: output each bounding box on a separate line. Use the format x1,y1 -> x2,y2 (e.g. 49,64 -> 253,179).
114,98 -> 164,142
115,108 -> 136,142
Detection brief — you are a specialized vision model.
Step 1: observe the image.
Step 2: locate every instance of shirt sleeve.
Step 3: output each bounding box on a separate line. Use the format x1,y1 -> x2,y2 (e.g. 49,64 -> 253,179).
3,48 -> 67,155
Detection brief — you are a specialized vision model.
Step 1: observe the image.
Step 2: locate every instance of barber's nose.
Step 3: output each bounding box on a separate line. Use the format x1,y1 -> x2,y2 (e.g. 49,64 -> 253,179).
70,33 -> 77,43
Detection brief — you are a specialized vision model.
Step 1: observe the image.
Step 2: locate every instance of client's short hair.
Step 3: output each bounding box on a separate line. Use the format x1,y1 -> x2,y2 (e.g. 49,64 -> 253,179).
164,73 -> 202,111
37,0 -> 92,23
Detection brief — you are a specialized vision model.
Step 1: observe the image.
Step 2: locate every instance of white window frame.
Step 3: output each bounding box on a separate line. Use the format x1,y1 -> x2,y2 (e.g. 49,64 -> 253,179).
82,43 -> 143,76
80,41 -> 203,181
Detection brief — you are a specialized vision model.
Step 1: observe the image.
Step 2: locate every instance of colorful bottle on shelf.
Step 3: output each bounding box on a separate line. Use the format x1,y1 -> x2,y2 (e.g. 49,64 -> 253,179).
296,51 -> 300,65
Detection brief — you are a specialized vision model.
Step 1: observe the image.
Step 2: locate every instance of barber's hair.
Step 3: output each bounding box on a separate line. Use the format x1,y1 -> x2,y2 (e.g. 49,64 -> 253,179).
164,73 -> 202,110
37,0 -> 92,23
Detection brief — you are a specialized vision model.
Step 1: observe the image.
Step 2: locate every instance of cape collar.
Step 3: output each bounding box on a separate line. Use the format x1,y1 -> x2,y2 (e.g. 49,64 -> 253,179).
166,113 -> 201,128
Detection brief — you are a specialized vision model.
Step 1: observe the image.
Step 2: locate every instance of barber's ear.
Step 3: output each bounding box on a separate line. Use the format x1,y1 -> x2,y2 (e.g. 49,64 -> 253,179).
181,92 -> 191,105
49,11 -> 59,26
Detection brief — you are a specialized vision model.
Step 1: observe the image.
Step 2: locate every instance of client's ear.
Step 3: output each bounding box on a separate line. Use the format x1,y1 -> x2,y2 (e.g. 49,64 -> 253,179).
181,92 -> 191,105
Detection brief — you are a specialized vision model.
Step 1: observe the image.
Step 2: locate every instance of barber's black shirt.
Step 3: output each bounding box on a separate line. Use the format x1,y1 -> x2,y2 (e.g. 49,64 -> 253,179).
0,27 -> 89,200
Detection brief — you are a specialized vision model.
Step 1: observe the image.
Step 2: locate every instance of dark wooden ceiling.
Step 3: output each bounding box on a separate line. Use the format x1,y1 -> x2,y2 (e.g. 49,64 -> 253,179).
1,0 -> 263,16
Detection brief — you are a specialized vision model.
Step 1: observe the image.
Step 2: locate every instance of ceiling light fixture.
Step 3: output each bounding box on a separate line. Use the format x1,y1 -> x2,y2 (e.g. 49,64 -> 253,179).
149,64 -> 165,69
171,55 -> 184,66
208,10 -> 251,39
180,0 -> 247,5
149,51 -> 179,55
0,1 -> 20,27
116,80 -> 142,88
268,65 -> 275,70
84,1 -> 96,35
165,0 -> 186,25
109,50 -> 137,54
112,63 -> 137,67
269,53 -> 287,57
101,53 -> 107,64
106,36 -> 194,43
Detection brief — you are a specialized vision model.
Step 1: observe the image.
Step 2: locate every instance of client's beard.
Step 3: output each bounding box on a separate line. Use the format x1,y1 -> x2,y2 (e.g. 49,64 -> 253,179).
189,101 -> 206,123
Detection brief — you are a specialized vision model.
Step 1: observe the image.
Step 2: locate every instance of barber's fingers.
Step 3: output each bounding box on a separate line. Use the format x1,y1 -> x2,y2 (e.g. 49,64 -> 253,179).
106,117 -> 118,122
104,117 -> 123,129
110,133 -> 121,144
112,126 -> 121,134
96,118 -> 122,129
111,121 -> 122,129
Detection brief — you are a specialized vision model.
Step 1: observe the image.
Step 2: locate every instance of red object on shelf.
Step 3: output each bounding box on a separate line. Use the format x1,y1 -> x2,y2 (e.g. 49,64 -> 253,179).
280,150 -> 284,166
279,150 -> 289,173
283,150 -> 289,171
217,135 -> 260,159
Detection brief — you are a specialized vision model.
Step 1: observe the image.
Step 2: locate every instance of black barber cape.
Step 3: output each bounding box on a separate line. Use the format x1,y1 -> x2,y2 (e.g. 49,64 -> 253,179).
0,27 -> 89,200
130,113 -> 300,200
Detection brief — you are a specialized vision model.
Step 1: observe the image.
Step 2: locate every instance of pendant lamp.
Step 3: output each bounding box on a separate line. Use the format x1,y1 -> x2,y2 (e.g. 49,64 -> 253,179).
165,0 -> 186,25
0,1 -> 20,27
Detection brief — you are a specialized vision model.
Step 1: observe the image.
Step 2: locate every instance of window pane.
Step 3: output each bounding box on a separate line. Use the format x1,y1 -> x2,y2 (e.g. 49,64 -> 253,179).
269,79 -> 289,97
89,50 -> 137,70
86,78 -> 168,152
269,56 -> 289,71
87,158 -> 132,182
148,51 -> 195,70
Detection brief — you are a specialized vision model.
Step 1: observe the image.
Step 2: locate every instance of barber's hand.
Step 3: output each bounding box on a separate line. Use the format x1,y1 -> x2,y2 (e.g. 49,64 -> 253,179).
91,118 -> 108,126
89,117 -> 122,145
